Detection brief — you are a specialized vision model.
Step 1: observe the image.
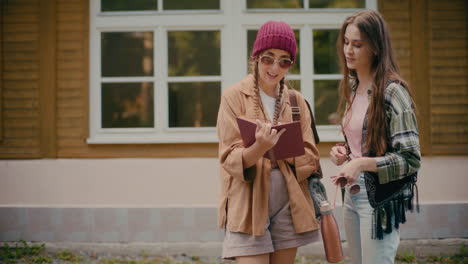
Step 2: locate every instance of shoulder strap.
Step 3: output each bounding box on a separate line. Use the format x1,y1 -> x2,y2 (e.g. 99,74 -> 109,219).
289,89 -> 320,144
289,89 -> 301,121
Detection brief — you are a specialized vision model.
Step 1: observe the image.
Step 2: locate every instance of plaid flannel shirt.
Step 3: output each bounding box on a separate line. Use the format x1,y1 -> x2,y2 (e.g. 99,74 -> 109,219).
361,82 -> 421,184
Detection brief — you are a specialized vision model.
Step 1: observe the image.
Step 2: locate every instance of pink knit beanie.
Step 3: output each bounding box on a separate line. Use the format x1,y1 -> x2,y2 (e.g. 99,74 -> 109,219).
251,21 -> 297,61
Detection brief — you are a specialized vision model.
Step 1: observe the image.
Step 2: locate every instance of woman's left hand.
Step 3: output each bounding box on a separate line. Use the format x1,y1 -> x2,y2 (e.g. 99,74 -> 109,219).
336,158 -> 362,185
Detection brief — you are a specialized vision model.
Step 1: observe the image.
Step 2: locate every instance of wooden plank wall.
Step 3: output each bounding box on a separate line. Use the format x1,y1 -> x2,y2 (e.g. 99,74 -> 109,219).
378,0 -> 468,155
0,0 -> 41,158
0,0 -> 3,141
379,0 -> 432,154
378,0 -> 411,84
55,0 -> 89,157
429,0 -> 468,154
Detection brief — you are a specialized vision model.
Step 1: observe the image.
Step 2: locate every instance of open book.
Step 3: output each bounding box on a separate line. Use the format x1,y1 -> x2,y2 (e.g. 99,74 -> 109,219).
236,117 -> 305,160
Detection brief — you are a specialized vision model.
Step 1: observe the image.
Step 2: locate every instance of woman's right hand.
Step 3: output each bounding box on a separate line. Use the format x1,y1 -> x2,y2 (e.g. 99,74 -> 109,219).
241,120 -> 286,169
330,145 -> 348,166
254,119 -> 286,152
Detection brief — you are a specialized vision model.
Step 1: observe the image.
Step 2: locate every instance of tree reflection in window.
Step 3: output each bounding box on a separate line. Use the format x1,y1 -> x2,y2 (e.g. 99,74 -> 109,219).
168,31 -> 220,76
247,0 -> 303,8
164,0 -> 219,10
102,83 -> 154,128
247,0 -> 364,9
309,0 -> 364,8
169,82 -> 220,127
101,0 -> 157,12
314,80 -> 340,125
168,30 -> 221,128
313,29 -> 339,74
102,32 -> 153,77
313,29 -> 341,125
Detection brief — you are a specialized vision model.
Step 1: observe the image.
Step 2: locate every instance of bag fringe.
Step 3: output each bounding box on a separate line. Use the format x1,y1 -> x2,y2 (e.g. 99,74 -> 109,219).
372,184 -> 420,240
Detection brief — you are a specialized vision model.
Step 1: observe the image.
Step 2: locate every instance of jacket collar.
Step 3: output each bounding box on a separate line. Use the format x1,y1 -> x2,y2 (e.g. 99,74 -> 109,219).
239,74 -> 257,96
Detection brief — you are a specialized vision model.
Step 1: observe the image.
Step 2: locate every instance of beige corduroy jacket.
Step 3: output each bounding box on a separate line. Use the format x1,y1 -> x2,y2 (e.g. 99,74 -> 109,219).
216,74 -> 321,236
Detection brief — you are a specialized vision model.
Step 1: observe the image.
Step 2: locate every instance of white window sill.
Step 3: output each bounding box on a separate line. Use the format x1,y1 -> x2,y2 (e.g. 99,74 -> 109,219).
86,126 -> 343,144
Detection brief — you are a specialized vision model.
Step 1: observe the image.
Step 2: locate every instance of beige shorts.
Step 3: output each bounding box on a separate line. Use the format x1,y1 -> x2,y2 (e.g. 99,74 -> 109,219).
222,169 -> 319,259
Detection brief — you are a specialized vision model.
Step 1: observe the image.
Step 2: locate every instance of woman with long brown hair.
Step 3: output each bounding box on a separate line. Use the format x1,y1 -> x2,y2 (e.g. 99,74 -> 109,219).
216,21 -> 321,263
330,10 -> 421,264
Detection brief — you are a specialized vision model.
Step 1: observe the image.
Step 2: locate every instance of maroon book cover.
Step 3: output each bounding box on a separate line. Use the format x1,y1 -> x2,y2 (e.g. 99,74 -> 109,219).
236,117 -> 305,160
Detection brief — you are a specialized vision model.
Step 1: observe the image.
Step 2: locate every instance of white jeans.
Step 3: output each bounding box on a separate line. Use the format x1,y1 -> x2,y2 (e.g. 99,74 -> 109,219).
343,174 -> 400,264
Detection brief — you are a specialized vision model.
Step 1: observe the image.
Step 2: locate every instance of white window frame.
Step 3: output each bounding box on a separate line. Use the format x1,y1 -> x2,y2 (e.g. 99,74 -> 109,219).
88,0 -> 377,144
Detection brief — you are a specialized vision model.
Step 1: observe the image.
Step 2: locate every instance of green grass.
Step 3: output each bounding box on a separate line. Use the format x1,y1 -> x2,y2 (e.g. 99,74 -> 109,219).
0,241 -> 466,264
396,249 -> 416,263
395,244 -> 468,264
55,249 -> 85,263
0,240 -> 51,264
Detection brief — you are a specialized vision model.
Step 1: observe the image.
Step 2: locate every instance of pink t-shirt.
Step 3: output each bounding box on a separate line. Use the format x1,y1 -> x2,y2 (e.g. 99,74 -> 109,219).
343,93 -> 369,159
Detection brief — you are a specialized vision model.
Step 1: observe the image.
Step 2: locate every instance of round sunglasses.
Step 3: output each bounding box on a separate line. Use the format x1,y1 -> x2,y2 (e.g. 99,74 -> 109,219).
259,55 -> 293,69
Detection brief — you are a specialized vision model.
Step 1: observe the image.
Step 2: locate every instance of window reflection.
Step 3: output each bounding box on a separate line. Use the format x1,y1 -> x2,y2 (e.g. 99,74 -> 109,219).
102,32 -> 153,77
313,29 -> 340,74
168,31 -> 220,76
164,0 -> 219,10
314,80 -> 340,125
309,0 -> 365,8
287,80 -> 301,91
169,82 -> 220,127
247,0 -> 303,8
247,30 -> 300,74
101,0 -> 157,11
102,83 -> 154,128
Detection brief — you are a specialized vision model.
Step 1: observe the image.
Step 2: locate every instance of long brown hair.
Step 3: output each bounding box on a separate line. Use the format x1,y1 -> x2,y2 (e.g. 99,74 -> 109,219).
337,10 -> 413,156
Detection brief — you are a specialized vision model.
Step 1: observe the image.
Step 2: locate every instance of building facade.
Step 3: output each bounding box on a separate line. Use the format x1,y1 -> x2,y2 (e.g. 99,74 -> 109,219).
0,0 -> 467,245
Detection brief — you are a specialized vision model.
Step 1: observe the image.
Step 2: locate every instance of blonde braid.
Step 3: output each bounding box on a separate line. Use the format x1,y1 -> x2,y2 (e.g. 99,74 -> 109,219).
251,60 -> 261,120
272,78 -> 285,125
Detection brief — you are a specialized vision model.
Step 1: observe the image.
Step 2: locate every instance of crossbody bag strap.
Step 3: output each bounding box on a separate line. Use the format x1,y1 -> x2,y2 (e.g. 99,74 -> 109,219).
288,89 -> 320,144
289,89 -> 301,122
289,89 -> 324,182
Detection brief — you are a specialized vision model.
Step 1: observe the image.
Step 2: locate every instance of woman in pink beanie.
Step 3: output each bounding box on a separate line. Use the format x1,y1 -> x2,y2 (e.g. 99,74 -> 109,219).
216,21 -> 321,263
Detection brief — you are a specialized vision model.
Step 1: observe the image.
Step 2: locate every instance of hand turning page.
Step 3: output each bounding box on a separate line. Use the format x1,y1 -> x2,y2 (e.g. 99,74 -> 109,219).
236,117 -> 305,160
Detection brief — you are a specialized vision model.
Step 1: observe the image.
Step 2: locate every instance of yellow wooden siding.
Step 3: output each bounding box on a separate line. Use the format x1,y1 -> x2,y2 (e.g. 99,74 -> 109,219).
0,4 -> 2,142
0,0 -> 41,158
379,0 -> 411,84
55,0 -> 88,156
429,0 -> 468,154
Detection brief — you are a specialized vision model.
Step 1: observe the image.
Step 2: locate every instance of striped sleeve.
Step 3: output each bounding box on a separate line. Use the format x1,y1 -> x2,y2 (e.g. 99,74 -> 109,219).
374,83 -> 421,184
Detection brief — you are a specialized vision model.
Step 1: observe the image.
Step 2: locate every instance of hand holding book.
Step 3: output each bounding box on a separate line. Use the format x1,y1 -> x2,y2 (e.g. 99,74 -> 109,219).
254,119 -> 287,152
236,117 -> 305,160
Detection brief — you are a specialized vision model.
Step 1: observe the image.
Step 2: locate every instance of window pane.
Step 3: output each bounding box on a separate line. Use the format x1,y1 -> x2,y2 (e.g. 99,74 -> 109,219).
286,80 -> 301,91
313,29 -> 340,74
168,31 -> 220,76
314,80 -> 340,125
102,83 -> 154,128
309,0 -> 365,8
101,0 -> 157,12
169,82 -> 220,127
247,30 -> 300,74
164,0 -> 219,10
247,0 -> 304,8
102,32 -> 153,77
